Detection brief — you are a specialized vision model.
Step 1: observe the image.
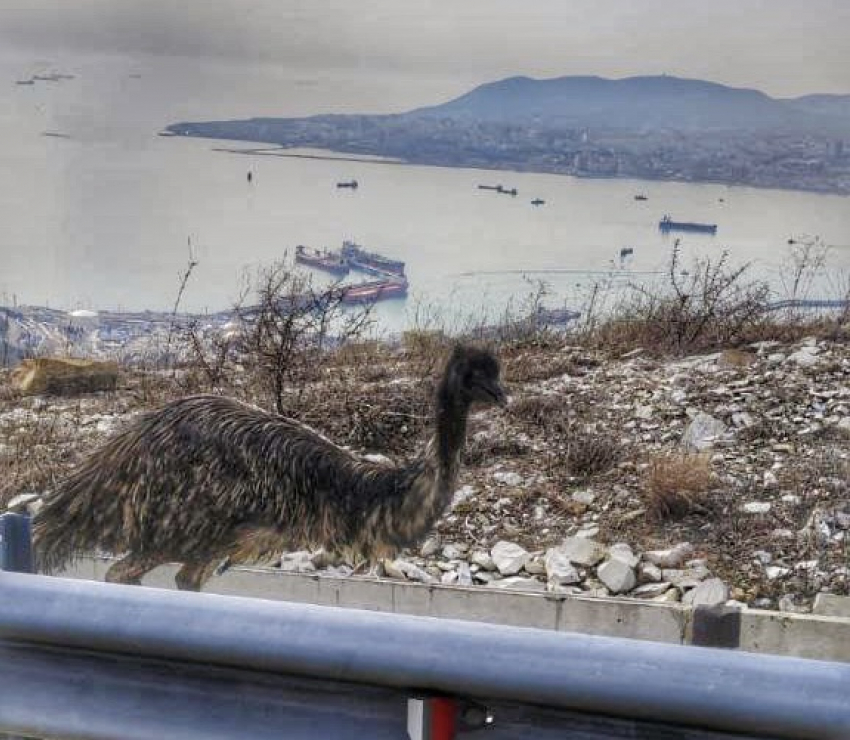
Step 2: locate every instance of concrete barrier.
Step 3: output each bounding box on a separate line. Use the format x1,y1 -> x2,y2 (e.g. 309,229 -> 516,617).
58,556 -> 850,663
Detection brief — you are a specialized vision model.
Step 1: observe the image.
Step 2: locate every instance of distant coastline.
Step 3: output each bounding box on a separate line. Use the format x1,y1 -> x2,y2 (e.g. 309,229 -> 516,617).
196,141 -> 850,198
165,74 -> 850,197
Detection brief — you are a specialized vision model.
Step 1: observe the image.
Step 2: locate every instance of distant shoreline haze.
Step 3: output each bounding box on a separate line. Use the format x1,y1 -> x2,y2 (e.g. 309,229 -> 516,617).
166,74 -> 850,196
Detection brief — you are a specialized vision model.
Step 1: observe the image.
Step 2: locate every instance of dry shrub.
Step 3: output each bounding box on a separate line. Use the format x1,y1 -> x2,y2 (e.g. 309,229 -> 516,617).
510,394 -> 566,427
644,451 -> 713,520
401,329 -> 450,360
464,434 -> 530,466
503,352 -> 581,383
565,428 -> 622,478
584,243 -> 773,356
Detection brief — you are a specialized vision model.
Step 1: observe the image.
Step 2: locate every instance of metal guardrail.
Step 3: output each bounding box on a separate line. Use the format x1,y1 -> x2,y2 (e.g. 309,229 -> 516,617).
2,513 -> 850,739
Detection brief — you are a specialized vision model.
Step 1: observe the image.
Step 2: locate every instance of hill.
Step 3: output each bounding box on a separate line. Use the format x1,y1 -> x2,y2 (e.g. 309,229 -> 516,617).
410,75 -> 847,133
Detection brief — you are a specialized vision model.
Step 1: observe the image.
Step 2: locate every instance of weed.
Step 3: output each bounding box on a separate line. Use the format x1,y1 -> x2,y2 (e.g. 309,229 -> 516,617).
643,451 -> 713,520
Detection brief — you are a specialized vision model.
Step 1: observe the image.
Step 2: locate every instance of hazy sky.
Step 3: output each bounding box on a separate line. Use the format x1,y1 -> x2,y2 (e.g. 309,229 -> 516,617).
2,0 -> 849,98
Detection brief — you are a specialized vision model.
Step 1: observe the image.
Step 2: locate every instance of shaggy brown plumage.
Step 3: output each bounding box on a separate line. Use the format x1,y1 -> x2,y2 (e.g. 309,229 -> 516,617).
33,344 -> 505,590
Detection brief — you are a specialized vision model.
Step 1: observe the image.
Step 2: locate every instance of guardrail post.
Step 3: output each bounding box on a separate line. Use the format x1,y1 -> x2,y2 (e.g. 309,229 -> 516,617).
0,513 -> 33,573
0,513 -> 32,740
407,696 -> 458,740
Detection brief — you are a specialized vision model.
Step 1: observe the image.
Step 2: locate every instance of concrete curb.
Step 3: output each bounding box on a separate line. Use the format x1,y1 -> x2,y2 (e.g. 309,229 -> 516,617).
59,556 -> 850,663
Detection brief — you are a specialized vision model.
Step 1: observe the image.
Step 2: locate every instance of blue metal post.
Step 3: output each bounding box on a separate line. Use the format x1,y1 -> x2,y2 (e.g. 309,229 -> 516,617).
0,513 -> 33,573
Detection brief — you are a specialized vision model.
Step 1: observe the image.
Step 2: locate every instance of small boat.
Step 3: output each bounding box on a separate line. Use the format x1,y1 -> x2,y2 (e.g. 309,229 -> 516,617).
478,184 -> 501,191
496,185 -> 517,196
15,79 -> 34,86
336,179 -> 358,189
634,194 -> 648,201
620,247 -> 634,259
295,245 -> 349,277
659,215 -> 717,234
531,198 -> 546,206
338,279 -> 408,305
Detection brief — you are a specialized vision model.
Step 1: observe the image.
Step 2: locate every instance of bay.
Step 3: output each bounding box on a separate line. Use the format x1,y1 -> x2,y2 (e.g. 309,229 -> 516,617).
2,52 -> 849,334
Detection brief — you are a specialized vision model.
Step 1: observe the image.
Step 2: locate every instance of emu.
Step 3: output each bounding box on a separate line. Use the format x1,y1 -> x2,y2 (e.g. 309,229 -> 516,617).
33,345 -> 506,591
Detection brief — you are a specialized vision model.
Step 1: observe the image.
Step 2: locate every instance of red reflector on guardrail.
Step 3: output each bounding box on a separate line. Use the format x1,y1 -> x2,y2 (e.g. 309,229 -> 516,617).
407,696 -> 457,740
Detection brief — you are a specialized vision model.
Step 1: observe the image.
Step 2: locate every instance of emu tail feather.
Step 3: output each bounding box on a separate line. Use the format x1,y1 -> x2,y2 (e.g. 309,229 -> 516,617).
33,449 -> 131,574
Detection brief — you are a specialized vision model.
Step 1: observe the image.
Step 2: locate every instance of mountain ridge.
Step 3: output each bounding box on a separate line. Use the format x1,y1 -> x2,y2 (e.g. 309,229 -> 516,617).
405,74 -> 847,133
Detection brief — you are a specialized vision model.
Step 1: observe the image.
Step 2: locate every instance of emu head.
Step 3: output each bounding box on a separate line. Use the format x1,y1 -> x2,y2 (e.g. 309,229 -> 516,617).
444,345 -> 506,407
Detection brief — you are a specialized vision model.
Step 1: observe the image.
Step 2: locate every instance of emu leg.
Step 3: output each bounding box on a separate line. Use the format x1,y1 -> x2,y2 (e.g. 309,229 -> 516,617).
174,560 -> 220,592
104,553 -> 162,585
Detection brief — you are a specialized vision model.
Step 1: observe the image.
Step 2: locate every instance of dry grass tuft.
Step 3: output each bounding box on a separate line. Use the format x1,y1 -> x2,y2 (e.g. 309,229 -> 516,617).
565,427 -> 622,478
643,451 -> 713,520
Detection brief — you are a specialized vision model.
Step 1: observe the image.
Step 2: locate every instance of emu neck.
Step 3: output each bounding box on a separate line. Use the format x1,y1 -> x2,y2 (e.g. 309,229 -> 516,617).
433,385 -> 470,494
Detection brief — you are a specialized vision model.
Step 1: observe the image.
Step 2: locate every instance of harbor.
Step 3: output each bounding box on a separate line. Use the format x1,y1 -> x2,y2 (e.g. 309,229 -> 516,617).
295,240 -> 409,305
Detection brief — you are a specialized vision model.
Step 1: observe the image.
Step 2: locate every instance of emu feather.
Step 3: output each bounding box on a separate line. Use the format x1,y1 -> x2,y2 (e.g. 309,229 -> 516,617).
33,345 -> 505,590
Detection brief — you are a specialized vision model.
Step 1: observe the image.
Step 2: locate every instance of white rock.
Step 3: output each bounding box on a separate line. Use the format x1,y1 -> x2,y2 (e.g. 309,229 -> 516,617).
441,543 -> 467,560
491,541 -> 530,575
487,576 -> 546,593
451,485 -> 475,507
781,494 -> 801,505
763,471 -> 779,488
732,412 -> 757,428
571,489 -> 596,505
608,543 -> 639,568
278,551 -> 316,573
662,569 -> 704,589
681,412 -> 728,451
456,562 -> 474,587
524,557 -> 547,576
470,550 -> 496,571
396,560 -> 437,584
597,558 -> 636,594
558,536 -> 606,567
576,525 -> 600,538
544,549 -> 581,586
682,578 -> 729,607
743,501 -> 771,514
669,389 -> 688,404
652,588 -> 681,603
771,528 -> 795,540
420,536 -> 441,557
382,560 -> 407,579
787,346 -> 821,367
644,542 -> 695,568
632,582 -> 672,598
765,565 -> 790,580
777,594 -> 806,613
441,571 -> 459,585
638,562 -> 663,583
634,405 -> 654,420
493,471 -> 524,487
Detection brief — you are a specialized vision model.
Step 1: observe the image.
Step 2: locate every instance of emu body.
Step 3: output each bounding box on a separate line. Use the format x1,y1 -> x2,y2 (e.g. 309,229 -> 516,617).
34,345 -> 505,590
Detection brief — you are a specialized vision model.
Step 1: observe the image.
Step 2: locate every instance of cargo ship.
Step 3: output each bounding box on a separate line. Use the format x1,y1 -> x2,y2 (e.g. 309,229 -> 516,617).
340,241 -> 406,278
659,216 -> 717,234
295,245 -> 350,277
